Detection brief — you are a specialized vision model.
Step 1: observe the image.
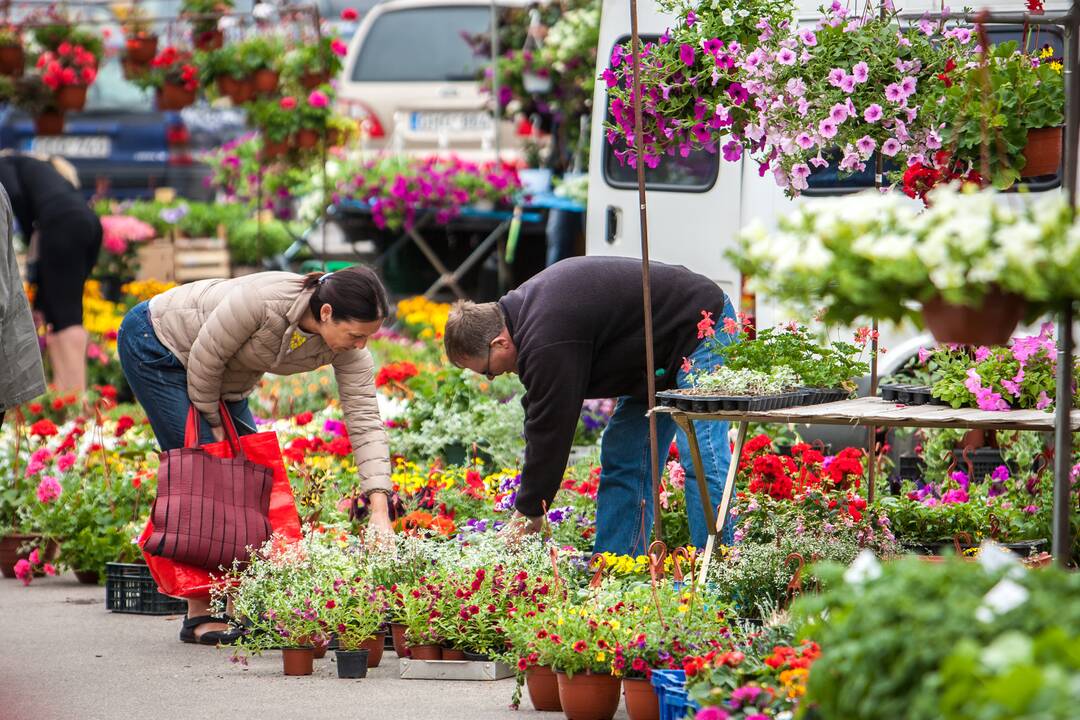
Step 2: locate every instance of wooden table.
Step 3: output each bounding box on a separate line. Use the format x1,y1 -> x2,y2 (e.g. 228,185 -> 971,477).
653,397 -> 1080,581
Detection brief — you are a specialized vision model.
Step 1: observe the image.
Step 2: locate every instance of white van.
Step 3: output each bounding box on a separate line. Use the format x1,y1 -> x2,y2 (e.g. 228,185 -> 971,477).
586,0 -> 1070,374
337,0 -> 537,158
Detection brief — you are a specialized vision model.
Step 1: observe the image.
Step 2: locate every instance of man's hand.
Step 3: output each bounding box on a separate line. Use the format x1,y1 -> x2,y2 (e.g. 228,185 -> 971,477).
499,512 -> 544,545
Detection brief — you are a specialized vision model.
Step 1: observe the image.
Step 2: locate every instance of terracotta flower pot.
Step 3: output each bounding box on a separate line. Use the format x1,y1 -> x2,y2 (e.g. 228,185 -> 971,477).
0,534 -> 59,577
157,83 -> 197,111
282,647 -> 314,676
526,665 -> 563,712
407,644 -> 441,660
55,84 -> 88,112
252,68 -> 279,95
441,647 -> 466,660
294,128 -> 320,149
0,44 -> 25,76
260,136 -> 289,160
125,35 -> 158,65
300,71 -> 329,90
360,633 -> 385,668
623,677 -> 660,720
921,287 -> 1026,347
33,112 -> 65,137
218,76 -> 254,105
1020,126 -> 1062,178
556,671 -> 622,720
194,28 -> 224,51
390,623 -> 409,657
73,569 -> 100,585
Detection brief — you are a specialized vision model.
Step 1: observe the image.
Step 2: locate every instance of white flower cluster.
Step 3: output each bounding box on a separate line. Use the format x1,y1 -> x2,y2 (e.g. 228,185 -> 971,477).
692,365 -> 800,395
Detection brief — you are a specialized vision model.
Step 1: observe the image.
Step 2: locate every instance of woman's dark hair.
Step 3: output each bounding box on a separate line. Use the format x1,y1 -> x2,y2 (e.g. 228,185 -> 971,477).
302,265 -> 389,323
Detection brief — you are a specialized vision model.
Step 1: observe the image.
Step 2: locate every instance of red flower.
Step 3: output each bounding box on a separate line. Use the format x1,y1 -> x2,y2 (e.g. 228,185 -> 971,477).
327,436 -> 352,456
115,415 -> 135,437
30,419 -> 58,438
28,402 -> 43,415
517,658 -> 528,671
295,411 -> 314,426
696,310 -> 716,339
325,599 -> 336,609
1028,0 -> 1044,13
340,7 -> 359,20
572,640 -> 587,653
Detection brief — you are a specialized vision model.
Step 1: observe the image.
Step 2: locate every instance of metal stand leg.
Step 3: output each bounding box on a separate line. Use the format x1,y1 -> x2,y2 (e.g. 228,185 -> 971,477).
673,413 -> 715,535
697,421 -> 748,585
424,218 -> 513,299
409,226 -> 470,300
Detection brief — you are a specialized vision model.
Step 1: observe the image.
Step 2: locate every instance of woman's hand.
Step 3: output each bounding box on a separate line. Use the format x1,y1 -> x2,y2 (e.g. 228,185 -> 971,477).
210,425 -> 225,442
367,491 -> 394,539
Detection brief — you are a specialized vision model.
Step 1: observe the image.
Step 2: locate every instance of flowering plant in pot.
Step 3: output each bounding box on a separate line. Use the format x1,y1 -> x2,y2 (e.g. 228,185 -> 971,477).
737,3 -> 977,196
249,98 -> 300,158
396,576 -> 445,657
182,0 -> 234,50
0,24 -> 25,76
603,0 -> 793,167
731,184 -> 1079,345
95,214 -> 156,282
137,46 -> 200,110
295,89 -> 331,148
37,42 -> 99,112
115,3 -> 158,67
233,35 -> 285,96
432,566 -> 513,658
323,577 -> 385,677
281,36 -> 346,90
31,17 -> 104,64
4,74 -> 63,135
932,41 -> 1064,191
687,366 -> 800,396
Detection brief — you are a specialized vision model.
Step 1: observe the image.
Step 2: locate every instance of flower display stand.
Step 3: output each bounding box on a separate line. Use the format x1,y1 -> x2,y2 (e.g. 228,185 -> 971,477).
398,658 -> 515,681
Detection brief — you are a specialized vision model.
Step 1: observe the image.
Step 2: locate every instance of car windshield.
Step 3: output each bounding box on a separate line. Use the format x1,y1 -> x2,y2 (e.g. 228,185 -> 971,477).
350,5 -> 491,82
85,59 -> 155,112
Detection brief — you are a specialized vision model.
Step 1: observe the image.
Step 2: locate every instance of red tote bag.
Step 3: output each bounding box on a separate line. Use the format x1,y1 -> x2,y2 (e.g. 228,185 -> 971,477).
138,403 -> 302,599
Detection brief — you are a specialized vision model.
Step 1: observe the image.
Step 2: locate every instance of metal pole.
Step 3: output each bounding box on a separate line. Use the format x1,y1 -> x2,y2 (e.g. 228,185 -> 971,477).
867,319 -> 878,504
490,0 -> 502,165
629,0 -> 663,542
1052,4 -> 1079,567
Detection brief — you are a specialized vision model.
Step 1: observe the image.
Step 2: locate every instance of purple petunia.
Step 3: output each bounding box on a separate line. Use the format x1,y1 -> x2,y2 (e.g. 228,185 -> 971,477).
852,61 -> 869,83
881,138 -> 901,156
722,140 -> 743,162
726,82 -> 748,105
885,83 -> 905,103
856,135 -> 876,155
777,48 -> 797,65
800,29 -> 817,46
864,103 -> 883,122
679,43 -> 695,67
818,118 -> 838,139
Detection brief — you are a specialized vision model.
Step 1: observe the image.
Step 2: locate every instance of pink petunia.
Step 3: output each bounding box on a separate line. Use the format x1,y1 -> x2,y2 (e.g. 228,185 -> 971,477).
795,132 -> 815,150
679,43 -> 695,66
1037,391 -> 1053,410
856,135 -> 876,155
828,68 -> 847,88
818,119 -> 838,139
776,48 -> 796,65
830,103 -> 849,123
786,77 -> 806,97
864,104 -> 883,123
852,61 -> 869,83
331,39 -> 348,56
881,138 -> 901,156
885,83 -> 905,103
800,29 -> 817,46
840,75 -> 856,93
14,559 -> 32,586
918,347 -> 933,364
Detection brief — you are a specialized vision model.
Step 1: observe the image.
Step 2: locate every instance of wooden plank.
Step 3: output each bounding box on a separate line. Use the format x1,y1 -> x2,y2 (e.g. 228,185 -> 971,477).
652,397 -> 1080,431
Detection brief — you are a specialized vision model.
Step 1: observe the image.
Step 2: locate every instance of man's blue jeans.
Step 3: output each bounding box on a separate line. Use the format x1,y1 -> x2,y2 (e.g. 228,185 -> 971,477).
117,301 -> 256,451
594,298 -> 737,556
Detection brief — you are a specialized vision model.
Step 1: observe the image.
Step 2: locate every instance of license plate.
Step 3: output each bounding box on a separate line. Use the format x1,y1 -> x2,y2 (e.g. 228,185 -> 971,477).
409,111 -> 493,135
30,136 -> 112,158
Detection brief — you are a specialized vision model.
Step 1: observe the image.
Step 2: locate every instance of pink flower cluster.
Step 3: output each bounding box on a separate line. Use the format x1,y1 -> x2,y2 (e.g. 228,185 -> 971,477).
101,215 -> 156,256
14,548 -> 57,586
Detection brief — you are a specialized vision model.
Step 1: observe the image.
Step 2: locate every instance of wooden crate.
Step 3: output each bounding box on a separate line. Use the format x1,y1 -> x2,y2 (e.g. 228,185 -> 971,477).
173,237 -> 230,282
136,240 -> 176,282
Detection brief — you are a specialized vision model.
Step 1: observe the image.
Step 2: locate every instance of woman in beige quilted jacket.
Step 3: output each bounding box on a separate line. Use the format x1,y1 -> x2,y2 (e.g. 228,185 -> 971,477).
117,266 -> 393,645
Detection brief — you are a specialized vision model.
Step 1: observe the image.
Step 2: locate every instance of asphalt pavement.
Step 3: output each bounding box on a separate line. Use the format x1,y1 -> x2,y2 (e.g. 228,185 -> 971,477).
0,573 -> 631,720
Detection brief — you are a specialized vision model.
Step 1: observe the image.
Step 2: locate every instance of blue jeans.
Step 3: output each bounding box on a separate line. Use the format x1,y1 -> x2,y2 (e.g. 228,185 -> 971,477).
117,301 -> 256,450
594,298 -> 737,556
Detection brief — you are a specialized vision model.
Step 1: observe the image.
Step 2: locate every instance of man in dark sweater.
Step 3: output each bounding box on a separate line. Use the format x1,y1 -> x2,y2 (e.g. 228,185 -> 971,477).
444,256 -> 737,555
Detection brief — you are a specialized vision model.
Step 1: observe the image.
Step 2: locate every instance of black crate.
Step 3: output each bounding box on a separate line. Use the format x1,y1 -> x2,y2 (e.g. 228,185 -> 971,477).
952,448 -> 1010,481
105,562 -> 187,615
897,454 -> 925,482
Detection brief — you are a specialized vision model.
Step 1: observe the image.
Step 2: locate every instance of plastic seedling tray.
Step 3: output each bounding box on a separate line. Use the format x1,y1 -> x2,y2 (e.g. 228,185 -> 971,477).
398,658 -> 515,681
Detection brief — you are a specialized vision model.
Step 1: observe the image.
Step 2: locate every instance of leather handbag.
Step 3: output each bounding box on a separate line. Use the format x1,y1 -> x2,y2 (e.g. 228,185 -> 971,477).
145,403 -> 274,572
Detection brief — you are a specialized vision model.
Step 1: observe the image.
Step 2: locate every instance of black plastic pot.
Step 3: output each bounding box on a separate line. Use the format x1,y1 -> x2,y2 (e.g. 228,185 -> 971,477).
335,648 -> 370,678
463,650 -> 493,662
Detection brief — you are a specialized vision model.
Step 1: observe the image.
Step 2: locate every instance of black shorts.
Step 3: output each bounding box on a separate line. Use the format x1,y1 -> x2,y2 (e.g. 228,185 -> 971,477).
34,206 -> 102,332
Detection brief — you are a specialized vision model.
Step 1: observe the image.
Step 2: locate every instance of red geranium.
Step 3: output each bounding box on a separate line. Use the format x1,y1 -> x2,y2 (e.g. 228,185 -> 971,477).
151,46 -> 200,92
30,419 -> 58,438
37,43 -> 98,90
294,411 -> 314,426
375,361 -> 420,389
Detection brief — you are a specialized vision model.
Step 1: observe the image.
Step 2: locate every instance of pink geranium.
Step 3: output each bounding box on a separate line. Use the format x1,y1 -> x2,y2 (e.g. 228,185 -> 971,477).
36,475 -> 62,503
100,215 -> 155,256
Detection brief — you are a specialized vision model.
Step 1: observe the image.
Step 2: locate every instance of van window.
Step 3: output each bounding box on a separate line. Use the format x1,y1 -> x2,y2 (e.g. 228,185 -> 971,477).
350,6 -> 491,82
805,25 -> 1063,194
602,36 -> 719,192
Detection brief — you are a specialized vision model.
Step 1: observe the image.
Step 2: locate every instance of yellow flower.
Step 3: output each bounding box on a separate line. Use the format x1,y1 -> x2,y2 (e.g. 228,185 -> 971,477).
677,605 -> 689,613
595,652 -> 606,662
610,620 -> 620,631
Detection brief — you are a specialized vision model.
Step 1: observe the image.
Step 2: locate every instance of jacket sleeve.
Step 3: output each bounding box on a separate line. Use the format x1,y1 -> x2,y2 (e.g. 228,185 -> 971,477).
0,189 -> 10,324
186,288 -> 267,426
514,341 -> 592,517
333,348 -> 392,494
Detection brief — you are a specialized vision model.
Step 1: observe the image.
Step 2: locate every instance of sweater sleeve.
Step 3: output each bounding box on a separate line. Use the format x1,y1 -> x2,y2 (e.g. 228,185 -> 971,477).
186,288 -> 267,426
333,348 -> 392,494
514,341 -> 592,517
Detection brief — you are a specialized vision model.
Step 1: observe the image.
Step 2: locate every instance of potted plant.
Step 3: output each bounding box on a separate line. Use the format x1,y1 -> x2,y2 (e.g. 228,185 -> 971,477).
0,24 -> 24,76
323,578 -> 385,677
182,0 -> 234,51
32,18 -> 104,64
934,40 -> 1064,189
94,214 -> 157,300
37,42 -> 99,112
9,74 -> 65,135
234,35 -> 284,96
294,88 -> 331,149
141,46 -> 200,111
116,3 -> 158,68
398,577 -> 444,659
542,595 -> 623,720
249,98 -> 299,159
281,36 -> 345,90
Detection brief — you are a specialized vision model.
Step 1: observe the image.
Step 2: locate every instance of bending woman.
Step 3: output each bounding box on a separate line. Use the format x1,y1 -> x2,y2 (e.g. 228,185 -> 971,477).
117,267 -> 393,645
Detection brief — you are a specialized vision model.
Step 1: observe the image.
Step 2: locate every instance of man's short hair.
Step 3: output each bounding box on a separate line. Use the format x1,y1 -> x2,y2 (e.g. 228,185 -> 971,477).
444,301 -> 505,364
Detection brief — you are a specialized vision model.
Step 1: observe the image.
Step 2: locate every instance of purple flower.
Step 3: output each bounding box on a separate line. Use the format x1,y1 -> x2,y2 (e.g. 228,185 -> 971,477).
856,135 -> 876,155
726,82 -> 748,105
991,466 -> 1010,483
864,104 -> 883,123
786,77 -> 807,97
1024,504 -> 1039,514
601,69 -> 618,88
819,119 -> 838,139
918,18 -> 935,35
547,506 -> 572,524
1037,391 -> 1053,410
800,29 -> 817,46
852,61 -> 869,83
791,163 -> 811,191
830,103 -> 849,122
881,138 -> 901,156
795,132 -> 815,150
951,471 -> 970,489
777,48 -> 797,65
686,10 -> 697,26
680,43 -> 695,67
722,140 -> 743,162
918,347 -> 933,364
840,75 -> 857,93
900,76 -> 917,97
828,68 -> 847,87
885,83 -> 905,103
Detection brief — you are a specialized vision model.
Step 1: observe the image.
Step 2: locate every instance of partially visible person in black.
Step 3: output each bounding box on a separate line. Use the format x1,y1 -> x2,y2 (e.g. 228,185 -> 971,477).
0,153 -> 102,393
443,256 -> 739,556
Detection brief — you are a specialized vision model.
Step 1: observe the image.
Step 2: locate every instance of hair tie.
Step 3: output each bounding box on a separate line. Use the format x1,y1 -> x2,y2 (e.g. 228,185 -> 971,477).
318,272 -> 333,285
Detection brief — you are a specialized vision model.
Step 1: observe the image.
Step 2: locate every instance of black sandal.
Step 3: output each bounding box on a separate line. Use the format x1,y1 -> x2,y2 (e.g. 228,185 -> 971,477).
179,615 -> 245,646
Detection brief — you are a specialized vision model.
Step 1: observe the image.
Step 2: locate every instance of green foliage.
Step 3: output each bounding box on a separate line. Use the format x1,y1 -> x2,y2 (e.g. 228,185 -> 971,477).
248,98 -> 299,142
281,37 -> 343,80
718,324 -> 869,390
232,35 -> 285,73
227,218 -> 297,266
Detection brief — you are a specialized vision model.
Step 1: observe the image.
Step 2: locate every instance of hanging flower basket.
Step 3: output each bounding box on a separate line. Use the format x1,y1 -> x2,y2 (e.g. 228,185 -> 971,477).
121,59 -> 149,81
252,68 -> 279,96
194,28 -> 224,51
294,128 -> 320,149
1019,126 -> 1062,178
0,43 -> 24,76
299,71 -> 329,90
55,84 -> 88,112
34,111 -> 65,136
260,136 -> 289,160
921,287 -> 1027,347
157,82 -> 197,111
217,76 -> 254,104
125,34 -> 159,65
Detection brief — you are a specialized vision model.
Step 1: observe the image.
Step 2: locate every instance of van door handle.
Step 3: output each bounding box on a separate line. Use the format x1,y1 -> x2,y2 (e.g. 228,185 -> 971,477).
605,206 -> 619,245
